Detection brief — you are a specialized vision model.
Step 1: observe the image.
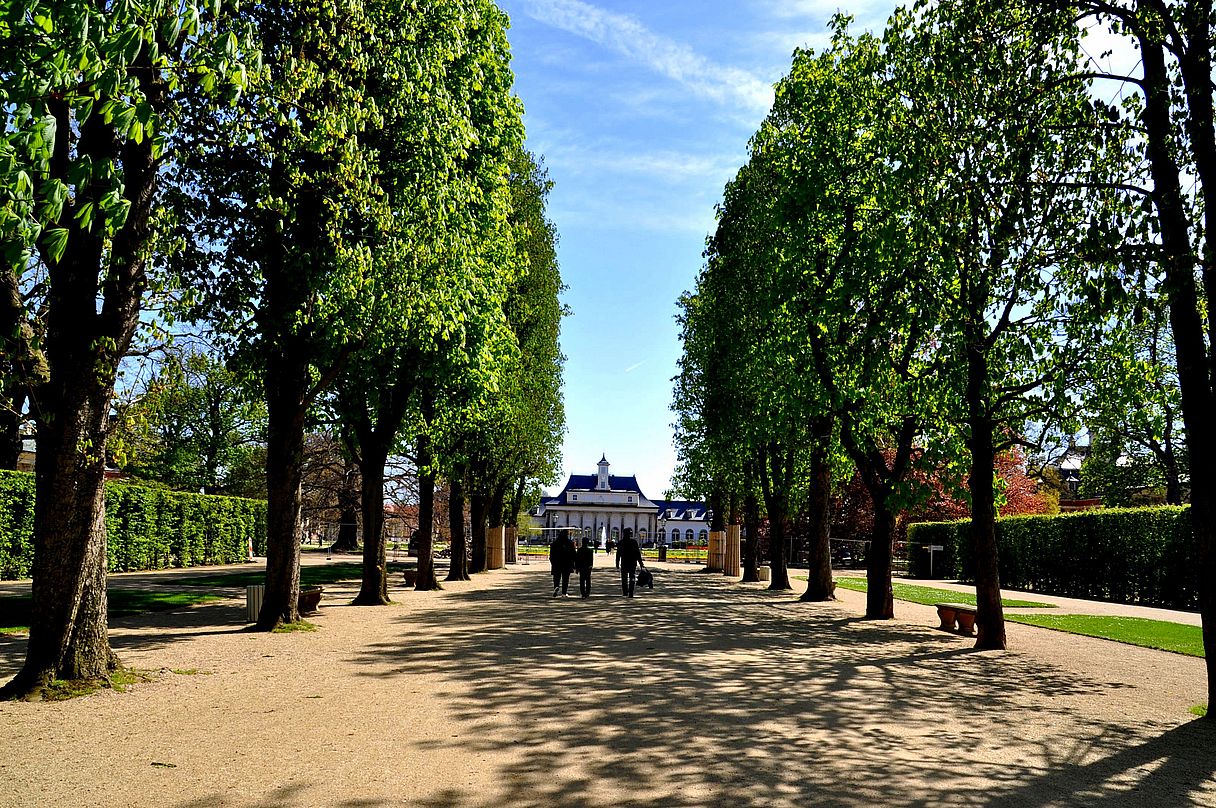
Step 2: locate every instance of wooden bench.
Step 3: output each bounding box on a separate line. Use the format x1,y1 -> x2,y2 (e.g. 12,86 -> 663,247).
935,602 -> 977,636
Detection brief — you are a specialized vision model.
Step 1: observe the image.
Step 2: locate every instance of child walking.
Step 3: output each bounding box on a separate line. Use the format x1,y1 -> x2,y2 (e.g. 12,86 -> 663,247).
575,537 -> 595,598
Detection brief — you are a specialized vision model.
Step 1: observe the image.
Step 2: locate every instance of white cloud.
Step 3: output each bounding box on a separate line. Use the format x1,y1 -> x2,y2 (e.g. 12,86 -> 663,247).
556,147 -> 742,183
519,0 -> 774,114
552,201 -> 715,236
758,0 -> 888,21
749,28 -> 830,58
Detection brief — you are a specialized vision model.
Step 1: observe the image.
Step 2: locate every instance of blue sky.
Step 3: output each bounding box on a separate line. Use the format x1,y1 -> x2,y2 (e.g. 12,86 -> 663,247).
498,1 -> 895,497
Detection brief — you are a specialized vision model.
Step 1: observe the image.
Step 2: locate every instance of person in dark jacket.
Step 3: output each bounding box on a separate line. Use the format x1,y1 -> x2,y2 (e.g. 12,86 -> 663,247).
550,532 -> 576,597
575,538 -> 595,598
616,527 -> 644,597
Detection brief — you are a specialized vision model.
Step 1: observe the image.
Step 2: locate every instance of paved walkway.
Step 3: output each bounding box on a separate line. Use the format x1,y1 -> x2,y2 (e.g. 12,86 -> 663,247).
1,562 -> 1213,807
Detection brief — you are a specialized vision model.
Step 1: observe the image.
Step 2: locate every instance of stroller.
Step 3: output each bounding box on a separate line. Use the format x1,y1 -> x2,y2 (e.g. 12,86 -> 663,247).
637,567 -> 654,589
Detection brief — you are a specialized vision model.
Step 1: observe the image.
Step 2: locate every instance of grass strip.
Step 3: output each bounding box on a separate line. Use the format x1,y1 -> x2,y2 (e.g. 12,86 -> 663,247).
0,589 -> 222,633
831,576 -> 1056,609
272,619 -> 317,633
177,562 -> 409,588
1005,613 -> 1205,658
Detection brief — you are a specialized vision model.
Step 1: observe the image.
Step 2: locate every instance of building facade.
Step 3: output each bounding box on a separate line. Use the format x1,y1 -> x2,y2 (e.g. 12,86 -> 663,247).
531,456 -> 710,546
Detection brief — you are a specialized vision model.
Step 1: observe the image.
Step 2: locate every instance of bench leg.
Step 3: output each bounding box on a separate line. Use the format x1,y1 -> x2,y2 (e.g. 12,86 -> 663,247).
936,605 -> 957,631
955,611 -> 976,636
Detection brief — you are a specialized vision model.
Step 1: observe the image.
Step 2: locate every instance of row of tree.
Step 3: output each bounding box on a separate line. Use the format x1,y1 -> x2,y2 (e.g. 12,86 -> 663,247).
672,0 -> 1214,713
1,0 -> 564,700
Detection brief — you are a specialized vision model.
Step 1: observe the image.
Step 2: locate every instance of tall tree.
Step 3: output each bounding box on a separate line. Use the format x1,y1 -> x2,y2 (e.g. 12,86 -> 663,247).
0,0 -> 251,699
756,20 -> 949,618
330,0 -> 524,605
441,146 -> 565,574
888,0 -> 1131,648
169,0 -> 383,629
110,351 -> 267,494
1044,0 -> 1216,714
1078,294 -> 1186,505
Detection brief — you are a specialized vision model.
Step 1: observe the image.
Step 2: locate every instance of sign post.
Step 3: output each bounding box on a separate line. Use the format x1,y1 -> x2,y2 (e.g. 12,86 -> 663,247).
926,544 -> 944,578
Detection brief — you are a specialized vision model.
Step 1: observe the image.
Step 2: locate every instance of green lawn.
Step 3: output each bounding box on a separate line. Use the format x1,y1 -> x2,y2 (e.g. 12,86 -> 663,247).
0,589 -> 223,634
1006,614 -> 1205,658
831,576 -> 1056,609
831,576 -> 1203,658
176,562 -> 410,588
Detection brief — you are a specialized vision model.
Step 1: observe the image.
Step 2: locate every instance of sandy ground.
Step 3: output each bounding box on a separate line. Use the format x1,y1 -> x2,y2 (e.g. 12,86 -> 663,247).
1,560 -> 1213,808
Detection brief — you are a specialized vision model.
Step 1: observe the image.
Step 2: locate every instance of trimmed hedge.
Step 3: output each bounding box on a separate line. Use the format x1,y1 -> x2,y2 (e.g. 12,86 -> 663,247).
0,469 -> 267,580
907,506 -> 1197,610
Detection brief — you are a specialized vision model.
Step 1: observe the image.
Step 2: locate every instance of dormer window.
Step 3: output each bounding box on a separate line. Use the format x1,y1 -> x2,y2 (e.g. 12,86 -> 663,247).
572,495 -> 578,501
628,496 -> 633,503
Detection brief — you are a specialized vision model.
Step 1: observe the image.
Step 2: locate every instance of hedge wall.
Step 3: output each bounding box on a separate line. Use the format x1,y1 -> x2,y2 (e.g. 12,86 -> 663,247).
0,469 -> 267,580
906,506 -> 1197,610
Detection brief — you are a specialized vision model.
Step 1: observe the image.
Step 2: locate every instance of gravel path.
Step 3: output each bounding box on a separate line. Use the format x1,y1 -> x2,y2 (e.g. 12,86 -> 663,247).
1,562 -> 1213,807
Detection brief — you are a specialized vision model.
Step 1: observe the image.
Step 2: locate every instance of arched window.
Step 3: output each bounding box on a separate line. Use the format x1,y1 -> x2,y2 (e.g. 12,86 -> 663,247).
699,529 -> 709,544
657,529 -> 666,542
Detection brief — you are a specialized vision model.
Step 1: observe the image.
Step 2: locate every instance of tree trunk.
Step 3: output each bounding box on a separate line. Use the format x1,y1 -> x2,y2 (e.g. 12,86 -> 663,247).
1163,452 -> 1183,507
2,386 -> 118,698
1,406 -> 19,471
469,490 -> 488,573
413,430 -> 440,592
1140,30 -> 1216,714
3,61 -> 160,699
709,488 -> 726,531
509,475 -> 527,527
332,455 -> 360,551
446,469 -> 470,582
967,348 -> 1005,650
766,510 -> 791,590
489,482 -> 507,529
742,488 -> 761,583
802,421 -> 835,602
758,445 -> 792,590
865,503 -> 895,619
353,441 -> 390,605
258,348 -> 307,630
1,263 -> 42,472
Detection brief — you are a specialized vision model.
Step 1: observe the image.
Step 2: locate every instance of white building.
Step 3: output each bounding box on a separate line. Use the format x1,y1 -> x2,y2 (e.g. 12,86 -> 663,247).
530,456 -> 710,546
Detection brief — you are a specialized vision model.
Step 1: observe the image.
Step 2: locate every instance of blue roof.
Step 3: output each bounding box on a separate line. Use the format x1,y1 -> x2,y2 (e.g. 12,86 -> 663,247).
653,500 -> 708,520
541,473 -> 647,505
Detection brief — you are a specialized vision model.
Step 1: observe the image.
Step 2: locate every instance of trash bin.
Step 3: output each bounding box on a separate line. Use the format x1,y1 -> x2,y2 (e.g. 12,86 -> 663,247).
246,584 -> 265,623
658,546 -> 667,562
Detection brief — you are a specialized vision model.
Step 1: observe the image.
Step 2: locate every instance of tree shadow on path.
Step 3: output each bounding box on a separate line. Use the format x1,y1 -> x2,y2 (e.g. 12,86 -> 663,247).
346,566 -> 1212,808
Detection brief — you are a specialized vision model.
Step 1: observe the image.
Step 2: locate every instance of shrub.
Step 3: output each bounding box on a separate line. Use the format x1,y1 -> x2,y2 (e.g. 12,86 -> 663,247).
0,470 -> 266,580
907,506 -> 1196,610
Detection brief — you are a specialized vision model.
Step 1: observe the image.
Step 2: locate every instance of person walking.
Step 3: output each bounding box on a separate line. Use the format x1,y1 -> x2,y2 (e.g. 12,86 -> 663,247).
575,537 -> 595,598
550,532 -> 575,597
617,527 -> 644,598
